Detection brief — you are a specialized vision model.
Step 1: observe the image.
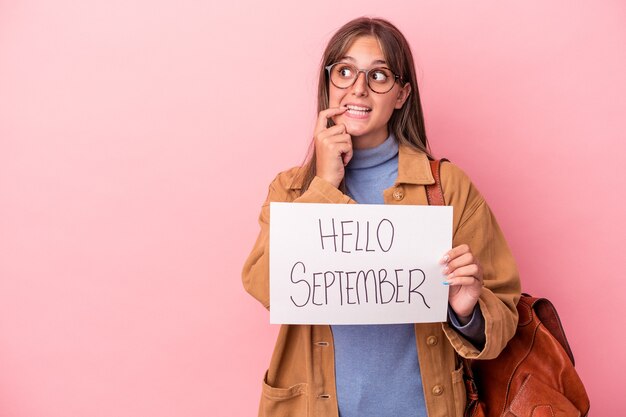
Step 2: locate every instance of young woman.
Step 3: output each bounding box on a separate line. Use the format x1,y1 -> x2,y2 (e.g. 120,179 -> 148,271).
242,17 -> 521,417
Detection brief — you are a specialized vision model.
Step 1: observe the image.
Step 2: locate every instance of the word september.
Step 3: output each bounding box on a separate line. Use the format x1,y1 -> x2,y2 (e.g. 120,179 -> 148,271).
289,262 -> 430,308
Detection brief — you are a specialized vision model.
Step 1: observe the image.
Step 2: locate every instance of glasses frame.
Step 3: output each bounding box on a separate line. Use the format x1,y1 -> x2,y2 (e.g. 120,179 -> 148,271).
325,62 -> 402,94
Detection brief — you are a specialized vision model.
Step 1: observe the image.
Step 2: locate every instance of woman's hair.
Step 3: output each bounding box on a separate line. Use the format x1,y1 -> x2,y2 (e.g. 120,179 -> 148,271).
298,16 -> 432,192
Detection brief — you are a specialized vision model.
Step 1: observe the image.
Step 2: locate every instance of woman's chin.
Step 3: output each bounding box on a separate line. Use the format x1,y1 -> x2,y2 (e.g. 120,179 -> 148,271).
343,121 -> 368,136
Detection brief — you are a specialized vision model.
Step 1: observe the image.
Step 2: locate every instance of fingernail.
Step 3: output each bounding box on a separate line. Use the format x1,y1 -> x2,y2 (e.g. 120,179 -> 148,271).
442,266 -> 449,274
440,255 -> 449,264
442,281 -> 450,286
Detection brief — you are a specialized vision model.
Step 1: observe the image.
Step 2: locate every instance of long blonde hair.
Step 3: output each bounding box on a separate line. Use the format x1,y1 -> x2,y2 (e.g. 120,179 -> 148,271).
298,17 -> 432,192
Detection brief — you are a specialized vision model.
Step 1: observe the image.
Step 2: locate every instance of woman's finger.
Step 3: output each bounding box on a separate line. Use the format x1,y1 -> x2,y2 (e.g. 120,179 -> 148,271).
336,140 -> 353,165
445,264 -> 481,281
439,244 -> 470,264
320,138 -> 352,158
319,133 -> 352,150
317,126 -> 350,143
442,252 -> 476,274
443,276 -> 481,287
318,123 -> 346,137
314,106 -> 347,135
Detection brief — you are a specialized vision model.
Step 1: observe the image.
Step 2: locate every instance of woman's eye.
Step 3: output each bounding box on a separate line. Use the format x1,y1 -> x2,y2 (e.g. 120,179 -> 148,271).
338,66 -> 354,78
371,70 -> 389,82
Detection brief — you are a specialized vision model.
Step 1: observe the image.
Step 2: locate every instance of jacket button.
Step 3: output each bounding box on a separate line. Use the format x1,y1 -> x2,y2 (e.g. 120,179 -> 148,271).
432,385 -> 444,396
392,187 -> 404,200
426,336 -> 438,346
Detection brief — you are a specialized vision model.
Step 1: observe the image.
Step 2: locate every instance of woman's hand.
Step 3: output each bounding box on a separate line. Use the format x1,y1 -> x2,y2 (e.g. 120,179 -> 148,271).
440,244 -> 483,324
314,107 -> 351,188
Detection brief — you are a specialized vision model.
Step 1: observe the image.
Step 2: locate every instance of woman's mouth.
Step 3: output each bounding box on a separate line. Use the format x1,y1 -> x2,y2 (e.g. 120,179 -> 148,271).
345,104 -> 372,119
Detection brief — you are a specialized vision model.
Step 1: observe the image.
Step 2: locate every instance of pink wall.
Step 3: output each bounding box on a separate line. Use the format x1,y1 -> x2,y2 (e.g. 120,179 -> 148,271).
1,1 -> 624,415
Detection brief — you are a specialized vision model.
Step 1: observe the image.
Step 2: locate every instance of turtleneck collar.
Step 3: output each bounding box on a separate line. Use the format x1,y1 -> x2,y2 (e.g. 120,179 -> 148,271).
347,134 -> 399,170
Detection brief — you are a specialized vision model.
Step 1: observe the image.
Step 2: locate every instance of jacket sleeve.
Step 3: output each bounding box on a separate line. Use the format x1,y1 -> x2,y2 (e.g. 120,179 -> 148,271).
439,162 -> 521,360
241,172 -> 356,309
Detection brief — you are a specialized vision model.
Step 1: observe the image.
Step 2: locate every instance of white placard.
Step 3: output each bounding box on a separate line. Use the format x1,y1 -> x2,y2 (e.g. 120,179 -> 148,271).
269,202 -> 452,325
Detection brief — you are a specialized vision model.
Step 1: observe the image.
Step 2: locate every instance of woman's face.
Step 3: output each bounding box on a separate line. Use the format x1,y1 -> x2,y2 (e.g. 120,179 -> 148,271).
329,36 -> 411,149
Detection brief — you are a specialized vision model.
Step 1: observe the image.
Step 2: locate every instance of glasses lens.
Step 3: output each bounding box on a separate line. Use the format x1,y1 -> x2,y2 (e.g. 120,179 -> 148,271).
368,67 -> 395,93
329,63 -> 357,88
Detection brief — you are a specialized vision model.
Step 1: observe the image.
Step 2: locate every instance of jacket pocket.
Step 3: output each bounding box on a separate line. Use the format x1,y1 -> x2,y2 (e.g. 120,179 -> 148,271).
509,374 -> 580,417
260,371 -> 308,417
451,365 -> 467,417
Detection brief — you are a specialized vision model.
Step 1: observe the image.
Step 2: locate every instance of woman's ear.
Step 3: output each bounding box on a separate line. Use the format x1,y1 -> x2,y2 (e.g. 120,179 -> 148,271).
394,83 -> 412,109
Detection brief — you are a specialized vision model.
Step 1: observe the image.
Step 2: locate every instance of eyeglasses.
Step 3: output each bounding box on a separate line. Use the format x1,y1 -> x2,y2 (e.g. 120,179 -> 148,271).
325,62 -> 402,94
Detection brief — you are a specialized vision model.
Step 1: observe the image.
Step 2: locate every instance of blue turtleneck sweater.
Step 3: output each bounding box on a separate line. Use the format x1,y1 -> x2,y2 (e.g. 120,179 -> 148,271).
332,135 -> 427,417
332,134 -> 484,417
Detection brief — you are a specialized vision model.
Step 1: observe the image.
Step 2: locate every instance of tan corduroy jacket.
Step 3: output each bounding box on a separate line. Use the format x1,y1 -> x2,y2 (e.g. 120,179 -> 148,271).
242,145 -> 521,417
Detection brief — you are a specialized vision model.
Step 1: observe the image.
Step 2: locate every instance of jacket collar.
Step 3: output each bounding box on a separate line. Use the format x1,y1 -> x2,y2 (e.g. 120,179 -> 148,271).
395,144 -> 436,185
288,143 -> 435,190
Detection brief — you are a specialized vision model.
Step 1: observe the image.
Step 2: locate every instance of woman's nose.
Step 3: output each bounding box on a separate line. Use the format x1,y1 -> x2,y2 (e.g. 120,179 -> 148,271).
351,72 -> 368,96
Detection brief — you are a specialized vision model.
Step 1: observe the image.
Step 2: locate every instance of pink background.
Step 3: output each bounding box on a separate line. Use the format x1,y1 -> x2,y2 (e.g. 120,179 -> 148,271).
1,1 -> 624,416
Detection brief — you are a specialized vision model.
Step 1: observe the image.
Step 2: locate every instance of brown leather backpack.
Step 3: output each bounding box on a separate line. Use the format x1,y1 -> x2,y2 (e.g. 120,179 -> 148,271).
463,295 -> 590,417
427,159 -> 590,417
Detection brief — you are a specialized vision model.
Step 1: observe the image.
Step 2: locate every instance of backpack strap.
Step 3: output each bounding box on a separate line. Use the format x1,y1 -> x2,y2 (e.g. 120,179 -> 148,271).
426,158 -> 481,408
426,159 -> 448,206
